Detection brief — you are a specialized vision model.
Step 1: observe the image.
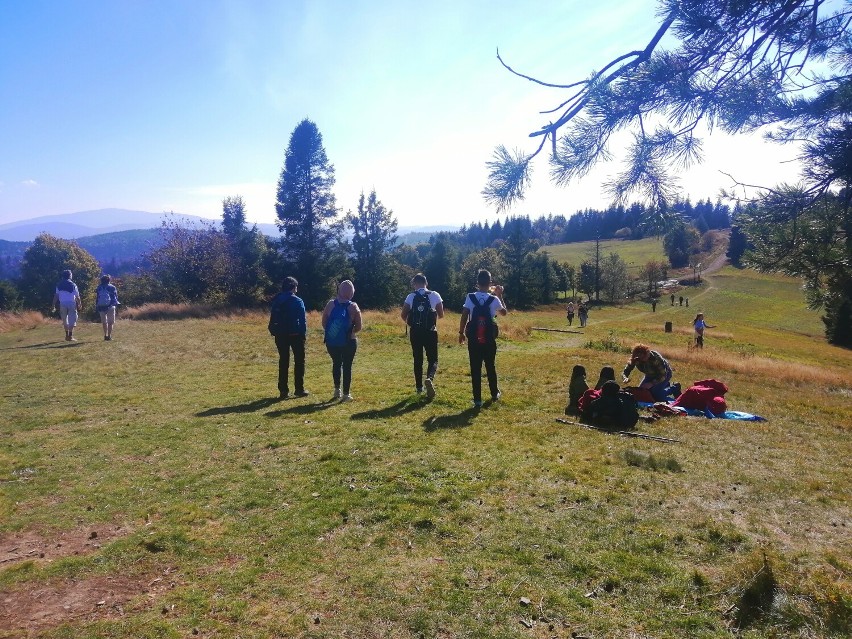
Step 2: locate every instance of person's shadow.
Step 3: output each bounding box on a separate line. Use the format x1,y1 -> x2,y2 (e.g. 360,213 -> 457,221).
422,407 -> 479,432
196,397 -> 282,417
350,398 -> 426,421
265,400 -> 338,418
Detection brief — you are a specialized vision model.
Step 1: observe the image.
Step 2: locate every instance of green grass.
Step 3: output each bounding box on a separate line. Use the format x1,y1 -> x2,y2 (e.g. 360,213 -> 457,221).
1,268 -> 850,638
543,236 -> 668,270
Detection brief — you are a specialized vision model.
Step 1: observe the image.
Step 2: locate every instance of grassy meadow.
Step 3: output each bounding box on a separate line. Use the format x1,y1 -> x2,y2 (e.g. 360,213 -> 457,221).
1,266 -> 850,638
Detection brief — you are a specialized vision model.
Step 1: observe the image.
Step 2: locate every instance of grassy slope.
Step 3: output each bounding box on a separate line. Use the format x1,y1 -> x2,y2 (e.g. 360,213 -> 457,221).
0,268 -> 850,638
543,237 -> 668,269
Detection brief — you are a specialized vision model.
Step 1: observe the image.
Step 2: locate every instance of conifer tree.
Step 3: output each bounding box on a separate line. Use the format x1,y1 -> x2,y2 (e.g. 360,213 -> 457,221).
275,119 -> 342,309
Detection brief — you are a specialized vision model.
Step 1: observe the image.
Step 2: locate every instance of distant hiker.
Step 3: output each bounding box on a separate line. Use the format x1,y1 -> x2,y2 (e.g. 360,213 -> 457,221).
566,364 -> 588,415
582,380 -> 639,430
458,269 -> 507,408
401,273 -> 444,398
594,366 -> 616,390
692,312 -> 716,349
685,297 -> 689,308
95,274 -> 120,341
578,302 -> 589,327
322,280 -> 362,402
679,296 -> 683,306
268,276 -> 308,399
651,298 -> 657,312
566,301 -> 575,326
52,269 -> 81,342
622,343 -> 674,401
670,293 -> 675,306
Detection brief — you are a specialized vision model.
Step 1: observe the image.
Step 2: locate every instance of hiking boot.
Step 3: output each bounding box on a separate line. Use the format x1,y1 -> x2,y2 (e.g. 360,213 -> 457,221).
279,391 -> 290,400
333,388 -> 342,400
491,391 -> 502,402
341,394 -> 354,402
104,335 -> 109,341
473,400 -> 483,408
415,387 -> 424,395
425,378 -> 436,399
294,390 -> 310,398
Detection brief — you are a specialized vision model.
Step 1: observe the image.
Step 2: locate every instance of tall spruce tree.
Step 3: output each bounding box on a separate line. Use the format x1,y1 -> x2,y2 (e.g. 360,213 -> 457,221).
346,190 -> 399,309
275,119 -> 342,309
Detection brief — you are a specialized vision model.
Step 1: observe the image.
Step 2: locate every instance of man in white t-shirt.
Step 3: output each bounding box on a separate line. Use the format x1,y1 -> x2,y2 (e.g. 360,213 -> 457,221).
401,273 -> 444,398
52,269 -> 82,342
458,269 -> 507,408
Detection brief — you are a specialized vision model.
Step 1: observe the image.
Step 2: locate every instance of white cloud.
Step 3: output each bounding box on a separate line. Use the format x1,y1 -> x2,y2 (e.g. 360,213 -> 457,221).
21,179 -> 39,188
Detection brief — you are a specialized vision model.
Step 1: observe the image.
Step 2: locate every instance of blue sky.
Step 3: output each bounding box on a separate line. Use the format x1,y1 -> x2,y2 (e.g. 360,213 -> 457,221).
0,0 -> 804,227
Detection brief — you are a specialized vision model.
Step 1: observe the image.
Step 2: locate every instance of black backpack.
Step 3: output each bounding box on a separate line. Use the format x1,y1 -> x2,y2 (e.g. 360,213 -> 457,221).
407,291 -> 436,334
268,296 -> 288,337
465,293 -> 497,345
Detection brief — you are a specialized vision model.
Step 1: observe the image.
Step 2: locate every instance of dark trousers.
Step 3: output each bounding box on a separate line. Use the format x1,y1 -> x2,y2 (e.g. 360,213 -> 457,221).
410,330 -> 439,389
467,341 -> 498,402
275,334 -> 306,394
326,339 -> 357,394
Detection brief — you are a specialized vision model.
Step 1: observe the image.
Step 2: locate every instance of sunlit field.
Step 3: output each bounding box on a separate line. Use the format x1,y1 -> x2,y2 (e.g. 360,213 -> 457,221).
1,267 -> 850,638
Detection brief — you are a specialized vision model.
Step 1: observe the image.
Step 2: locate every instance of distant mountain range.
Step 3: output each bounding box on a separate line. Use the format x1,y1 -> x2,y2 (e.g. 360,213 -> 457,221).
0,209 -> 456,278
0,208 -> 456,242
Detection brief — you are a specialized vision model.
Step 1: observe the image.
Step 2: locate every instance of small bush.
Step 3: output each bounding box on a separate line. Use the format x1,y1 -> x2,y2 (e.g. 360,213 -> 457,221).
585,331 -> 624,353
623,449 -> 682,472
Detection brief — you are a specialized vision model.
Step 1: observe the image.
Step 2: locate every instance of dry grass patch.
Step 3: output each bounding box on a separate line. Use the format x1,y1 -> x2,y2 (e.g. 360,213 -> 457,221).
120,303 -> 265,321
666,346 -> 850,390
0,311 -> 47,333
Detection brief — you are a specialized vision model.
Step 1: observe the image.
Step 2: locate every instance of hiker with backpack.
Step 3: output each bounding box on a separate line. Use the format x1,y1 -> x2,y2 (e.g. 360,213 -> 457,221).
400,273 -> 444,398
458,269 -> 507,408
52,269 -> 82,342
321,280 -> 362,402
268,276 -> 308,399
95,274 -> 120,341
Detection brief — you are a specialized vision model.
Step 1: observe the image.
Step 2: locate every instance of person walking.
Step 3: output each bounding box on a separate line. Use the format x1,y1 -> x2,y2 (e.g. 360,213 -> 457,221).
458,269 -> 507,408
622,343 -> 675,401
95,274 -> 120,341
651,298 -> 657,312
268,276 -> 308,399
692,312 -> 715,349
401,273 -> 444,398
578,301 -> 589,328
322,280 -> 362,401
52,269 -> 82,342
566,301 -> 575,326
670,293 -> 675,306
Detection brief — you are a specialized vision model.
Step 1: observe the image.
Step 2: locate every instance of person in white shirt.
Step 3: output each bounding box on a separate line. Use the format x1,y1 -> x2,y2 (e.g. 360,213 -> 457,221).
52,270 -> 82,342
400,273 -> 444,398
458,269 -> 507,408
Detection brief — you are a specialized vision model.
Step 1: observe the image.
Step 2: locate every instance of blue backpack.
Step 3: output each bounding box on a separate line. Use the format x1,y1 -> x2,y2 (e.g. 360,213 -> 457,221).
324,300 -> 352,346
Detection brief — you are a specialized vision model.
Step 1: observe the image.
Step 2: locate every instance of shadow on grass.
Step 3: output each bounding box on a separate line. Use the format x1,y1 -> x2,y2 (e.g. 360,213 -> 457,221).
350,398 -> 426,421
196,397 -> 282,417
2,341 -> 83,350
265,400 -> 338,417
423,407 -> 479,431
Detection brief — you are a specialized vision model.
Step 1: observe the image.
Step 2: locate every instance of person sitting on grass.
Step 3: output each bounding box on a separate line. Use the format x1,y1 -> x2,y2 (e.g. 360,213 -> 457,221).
594,366 -> 616,390
566,365 -> 588,415
581,380 -> 639,430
